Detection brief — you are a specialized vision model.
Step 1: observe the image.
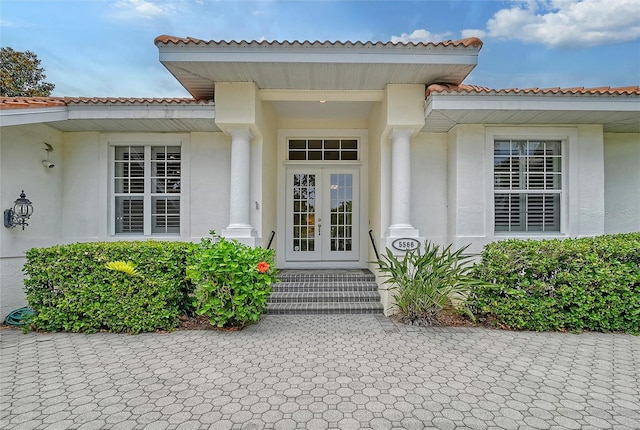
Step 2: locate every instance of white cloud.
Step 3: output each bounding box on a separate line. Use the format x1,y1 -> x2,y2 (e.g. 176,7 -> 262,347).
463,0 -> 640,47
390,29 -> 453,44
460,29 -> 487,39
0,19 -> 17,27
113,0 -> 170,19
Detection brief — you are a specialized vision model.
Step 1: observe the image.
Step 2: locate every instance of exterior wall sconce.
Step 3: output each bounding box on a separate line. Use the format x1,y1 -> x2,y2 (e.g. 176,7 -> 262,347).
4,191 -> 34,230
42,142 -> 55,168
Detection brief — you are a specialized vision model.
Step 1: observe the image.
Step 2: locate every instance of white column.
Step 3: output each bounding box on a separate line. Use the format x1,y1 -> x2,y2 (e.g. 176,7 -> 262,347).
387,128 -> 418,237
223,127 -> 255,238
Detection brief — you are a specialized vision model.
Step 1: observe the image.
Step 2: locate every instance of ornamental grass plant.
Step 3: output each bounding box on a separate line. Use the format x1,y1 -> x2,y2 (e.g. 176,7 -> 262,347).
377,241 -> 482,326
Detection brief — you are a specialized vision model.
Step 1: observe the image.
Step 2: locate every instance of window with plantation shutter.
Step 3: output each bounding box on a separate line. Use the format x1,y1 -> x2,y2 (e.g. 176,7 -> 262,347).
494,140 -> 561,233
113,145 -> 181,235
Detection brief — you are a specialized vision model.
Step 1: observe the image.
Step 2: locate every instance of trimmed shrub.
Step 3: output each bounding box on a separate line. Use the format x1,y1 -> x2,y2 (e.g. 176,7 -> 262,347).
189,232 -> 277,329
469,233 -> 640,334
23,241 -> 193,334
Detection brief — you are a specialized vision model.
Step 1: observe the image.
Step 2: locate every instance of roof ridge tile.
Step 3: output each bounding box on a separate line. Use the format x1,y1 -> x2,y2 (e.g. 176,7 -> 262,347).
154,35 -> 483,49
426,84 -> 640,97
0,96 -> 213,110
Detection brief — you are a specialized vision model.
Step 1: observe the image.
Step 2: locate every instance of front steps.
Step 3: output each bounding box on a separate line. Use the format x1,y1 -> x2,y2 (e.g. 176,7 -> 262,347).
266,269 -> 384,315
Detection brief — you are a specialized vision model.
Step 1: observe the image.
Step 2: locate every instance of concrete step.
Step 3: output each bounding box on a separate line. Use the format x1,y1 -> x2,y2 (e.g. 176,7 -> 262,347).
271,281 -> 379,293
267,301 -> 384,315
276,269 -> 375,283
266,269 -> 383,315
269,290 -> 381,303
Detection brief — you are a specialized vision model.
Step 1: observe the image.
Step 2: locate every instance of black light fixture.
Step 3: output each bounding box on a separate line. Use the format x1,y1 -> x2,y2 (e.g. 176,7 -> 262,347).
4,191 -> 34,230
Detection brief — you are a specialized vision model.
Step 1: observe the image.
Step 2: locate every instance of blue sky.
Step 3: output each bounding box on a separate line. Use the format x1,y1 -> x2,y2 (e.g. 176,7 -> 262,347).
1,0 -> 639,97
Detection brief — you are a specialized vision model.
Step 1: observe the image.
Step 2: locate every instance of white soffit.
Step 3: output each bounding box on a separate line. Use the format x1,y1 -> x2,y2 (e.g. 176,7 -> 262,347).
1,101 -> 219,132
424,94 -> 640,133
156,39 -> 482,99
61,102 -> 217,132
0,107 -> 68,127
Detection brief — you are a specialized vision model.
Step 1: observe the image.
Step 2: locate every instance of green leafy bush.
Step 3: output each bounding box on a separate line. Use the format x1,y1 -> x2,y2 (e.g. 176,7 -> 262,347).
377,241 -> 483,326
469,233 -> 640,334
23,241 -> 193,334
189,231 -> 277,329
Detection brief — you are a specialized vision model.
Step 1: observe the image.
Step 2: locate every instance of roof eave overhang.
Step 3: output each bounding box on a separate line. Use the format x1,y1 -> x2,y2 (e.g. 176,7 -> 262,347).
0,107 -> 69,127
66,102 -> 215,121
424,94 -> 640,133
156,40 -> 482,99
1,102 -> 218,132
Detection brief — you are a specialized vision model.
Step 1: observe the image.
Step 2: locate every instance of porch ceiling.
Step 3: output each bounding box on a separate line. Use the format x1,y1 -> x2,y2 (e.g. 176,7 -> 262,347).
270,100 -> 374,121
155,37 -> 482,100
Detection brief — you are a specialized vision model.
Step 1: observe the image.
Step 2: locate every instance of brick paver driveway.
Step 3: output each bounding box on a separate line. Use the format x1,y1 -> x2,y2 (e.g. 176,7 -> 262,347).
1,315 -> 639,429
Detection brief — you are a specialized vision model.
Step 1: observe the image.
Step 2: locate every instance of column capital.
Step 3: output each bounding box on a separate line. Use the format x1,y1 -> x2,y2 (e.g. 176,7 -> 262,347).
226,127 -> 253,141
389,127 -> 415,141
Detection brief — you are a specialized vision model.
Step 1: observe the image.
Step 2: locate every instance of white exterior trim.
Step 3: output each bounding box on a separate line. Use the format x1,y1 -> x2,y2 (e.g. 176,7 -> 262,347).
428,94 -> 640,113
103,133 -> 191,240
0,107 -> 68,126
67,104 -> 215,120
484,126 -> 579,240
159,46 -> 479,65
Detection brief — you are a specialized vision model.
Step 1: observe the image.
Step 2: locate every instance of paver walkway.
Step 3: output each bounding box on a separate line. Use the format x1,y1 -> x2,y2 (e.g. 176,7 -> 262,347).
1,315 -> 639,430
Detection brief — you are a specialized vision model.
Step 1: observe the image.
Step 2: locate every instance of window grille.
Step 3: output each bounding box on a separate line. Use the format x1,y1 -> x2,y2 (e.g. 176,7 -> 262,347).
288,139 -> 358,161
114,145 -> 181,235
494,140 -> 561,232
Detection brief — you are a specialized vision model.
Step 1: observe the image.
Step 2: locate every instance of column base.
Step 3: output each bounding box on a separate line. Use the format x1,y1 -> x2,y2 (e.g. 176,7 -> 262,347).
221,226 -> 258,247
382,225 -> 423,256
385,224 -> 420,238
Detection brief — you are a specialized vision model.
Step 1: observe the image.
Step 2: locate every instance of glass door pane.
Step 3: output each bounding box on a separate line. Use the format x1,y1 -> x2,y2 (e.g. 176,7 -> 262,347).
292,174 -> 316,252
329,174 -> 353,252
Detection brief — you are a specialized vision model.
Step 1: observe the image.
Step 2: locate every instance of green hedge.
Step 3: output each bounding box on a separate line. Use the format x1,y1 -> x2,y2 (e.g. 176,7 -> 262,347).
23,241 -> 194,334
469,233 -> 640,334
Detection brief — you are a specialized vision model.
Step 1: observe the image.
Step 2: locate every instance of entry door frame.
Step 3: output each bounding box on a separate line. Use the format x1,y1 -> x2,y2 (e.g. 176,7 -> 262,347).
277,129 -> 369,269
284,166 -> 360,263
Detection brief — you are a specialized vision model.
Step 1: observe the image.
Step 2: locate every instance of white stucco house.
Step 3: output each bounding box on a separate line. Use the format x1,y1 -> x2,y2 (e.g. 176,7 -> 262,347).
1,36 -> 639,317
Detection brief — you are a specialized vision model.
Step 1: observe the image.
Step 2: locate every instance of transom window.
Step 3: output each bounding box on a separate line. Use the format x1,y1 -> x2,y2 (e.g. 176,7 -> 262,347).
288,138 -> 358,161
113,145 -> 181,235
494,139 -> 562,233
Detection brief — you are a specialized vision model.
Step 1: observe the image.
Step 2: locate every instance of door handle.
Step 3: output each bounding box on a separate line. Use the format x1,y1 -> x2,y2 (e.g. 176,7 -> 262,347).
318,218 -> 321,236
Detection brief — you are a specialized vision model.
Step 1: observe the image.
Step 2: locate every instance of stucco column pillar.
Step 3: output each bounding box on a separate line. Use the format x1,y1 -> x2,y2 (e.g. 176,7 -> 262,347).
387,128 -> 419,237
222,127 -> 255,239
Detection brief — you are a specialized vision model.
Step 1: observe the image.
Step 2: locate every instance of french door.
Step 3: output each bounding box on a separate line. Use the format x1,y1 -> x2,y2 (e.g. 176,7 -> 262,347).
285,167 -> 359,262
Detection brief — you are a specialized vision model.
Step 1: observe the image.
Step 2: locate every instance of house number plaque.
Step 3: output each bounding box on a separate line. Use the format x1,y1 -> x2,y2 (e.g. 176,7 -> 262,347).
391,238 -> 420,251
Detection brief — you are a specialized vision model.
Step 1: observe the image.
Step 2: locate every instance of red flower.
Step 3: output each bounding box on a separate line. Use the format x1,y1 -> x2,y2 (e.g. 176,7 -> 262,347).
257,261 -> 269,273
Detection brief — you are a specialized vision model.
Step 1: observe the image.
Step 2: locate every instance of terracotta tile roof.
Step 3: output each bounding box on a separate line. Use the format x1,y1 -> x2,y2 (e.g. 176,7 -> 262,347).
0,97 -> 212,111
0,97 -> 67,110
426,83 -> 640,97
154,35 -> 483,49
63,97 -> 213,105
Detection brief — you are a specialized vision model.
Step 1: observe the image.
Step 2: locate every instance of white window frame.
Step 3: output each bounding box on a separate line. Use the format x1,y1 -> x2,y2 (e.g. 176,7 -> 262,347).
105,134 -> 190,239
486,127 -> 575,238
